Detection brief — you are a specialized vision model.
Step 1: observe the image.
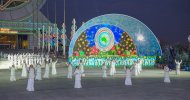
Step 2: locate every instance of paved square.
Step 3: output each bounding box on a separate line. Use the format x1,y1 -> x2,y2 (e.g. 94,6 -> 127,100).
0,66 -> 190,100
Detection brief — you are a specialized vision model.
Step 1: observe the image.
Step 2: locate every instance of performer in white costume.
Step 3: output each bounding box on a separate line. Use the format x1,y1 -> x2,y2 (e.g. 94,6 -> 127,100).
26,64 -> 35,91
9,64 -> 17,81
8,54 -> 11,61
102,62 -> 107,78
51,59 -> 58,75
40,55 -> 45,68
67,62 -> 73,79
35,61 -> 42,80
21,60 -> 27,78
136,60 -> 140,75
79,60 -> 85,77
43,58 -> 50,78
139,60 -> 143,72
175,59 -> 182,75
13,54 -> 17,66
74,66 -> 82,88
33,56 -> 37,65
29,56 -> 33,66
112,60 -> 116,74
0,52 -> 2,59
110,60 -> 114,76
132,61 -> 138,76
125,67 -> 132,86
164,65 -> 171,83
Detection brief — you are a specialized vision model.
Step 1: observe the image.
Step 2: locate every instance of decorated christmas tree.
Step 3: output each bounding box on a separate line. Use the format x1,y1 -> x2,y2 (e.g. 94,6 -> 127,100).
118,32 -> 137,56
73,32 -> 91,56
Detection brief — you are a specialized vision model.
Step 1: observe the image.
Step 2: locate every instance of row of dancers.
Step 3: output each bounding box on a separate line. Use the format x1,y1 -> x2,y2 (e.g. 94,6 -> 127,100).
8,57 -> 183,81
9,60 -> 172,92
7,52 -> 58,81
75,62 -> 172,88
7,55 -> 181,92
7,53 -> 50,67
9,58 -> 58,81
12,61 -> 172,91
3,51 -> 182,77
8,59 -> 143,91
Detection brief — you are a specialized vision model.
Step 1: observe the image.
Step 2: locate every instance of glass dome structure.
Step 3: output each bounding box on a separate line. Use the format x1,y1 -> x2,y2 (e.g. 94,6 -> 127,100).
69,14 -> 162,57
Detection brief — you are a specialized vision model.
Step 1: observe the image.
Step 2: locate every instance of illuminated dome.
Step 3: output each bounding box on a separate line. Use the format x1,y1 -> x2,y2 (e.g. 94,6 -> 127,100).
69,14 -> 162,57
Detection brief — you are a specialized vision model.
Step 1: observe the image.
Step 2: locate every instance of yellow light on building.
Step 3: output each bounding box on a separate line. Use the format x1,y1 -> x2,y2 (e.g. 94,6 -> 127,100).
0,28 -> 18,34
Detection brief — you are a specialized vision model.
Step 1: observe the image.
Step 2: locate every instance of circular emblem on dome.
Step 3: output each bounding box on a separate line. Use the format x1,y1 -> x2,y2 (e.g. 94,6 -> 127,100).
95,27 -> 115,51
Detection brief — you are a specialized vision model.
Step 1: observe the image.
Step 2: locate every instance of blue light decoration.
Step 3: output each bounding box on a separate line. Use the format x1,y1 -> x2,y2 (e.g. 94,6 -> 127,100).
69,14 -> 162,67
86,24 -> 123,47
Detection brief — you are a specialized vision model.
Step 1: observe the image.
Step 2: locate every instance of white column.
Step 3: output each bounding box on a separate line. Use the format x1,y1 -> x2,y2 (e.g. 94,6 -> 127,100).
48,26 -> 51,53
56,27 -> 59,52
42,25 -> 45,52
38,28 -> 41,49
62,23 -> 66,57
71,18 -> 76,39
45,28 -> 48,50
63,36 -> 65,56
54,24 -> 57,52
50,26 -> 53,49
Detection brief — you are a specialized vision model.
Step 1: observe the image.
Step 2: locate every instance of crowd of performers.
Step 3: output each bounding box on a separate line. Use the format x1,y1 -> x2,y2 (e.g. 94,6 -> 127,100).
0,52 -> 58,91
0,51 -> 183,91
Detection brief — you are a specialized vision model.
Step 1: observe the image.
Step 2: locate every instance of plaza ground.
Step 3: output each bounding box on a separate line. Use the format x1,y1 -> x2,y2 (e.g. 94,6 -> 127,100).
0,63 -> 190,100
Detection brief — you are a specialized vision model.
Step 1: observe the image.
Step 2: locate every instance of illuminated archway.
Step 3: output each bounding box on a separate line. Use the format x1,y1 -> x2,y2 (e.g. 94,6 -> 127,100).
69,14 -> 162,67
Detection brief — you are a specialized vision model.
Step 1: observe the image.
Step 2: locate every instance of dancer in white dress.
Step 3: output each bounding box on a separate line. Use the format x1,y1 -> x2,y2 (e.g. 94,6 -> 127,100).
110,60 -> 114,76
74,66 -> 82,88
136,60 -> 141,75
67,62 -> 73,79
132,61 -> 138,76
9,64 -> 17,81
8,54 -> 11,61
26,64 -> 35,91
164,65 -> 171,83
125,67 -> 132,86
35,61 -> 42,80
139,60 -> 143,72
102,62 -> 107,78
52,59 -> 58,75
79,60 -> 85,77
112,60 -> 116,74
175,59 -> 182,75
21,60 -> 27,78
43,58 -> 50,78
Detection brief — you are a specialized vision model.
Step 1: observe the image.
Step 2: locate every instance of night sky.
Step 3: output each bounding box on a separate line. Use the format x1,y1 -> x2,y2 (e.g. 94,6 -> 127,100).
40,0 -> 190,45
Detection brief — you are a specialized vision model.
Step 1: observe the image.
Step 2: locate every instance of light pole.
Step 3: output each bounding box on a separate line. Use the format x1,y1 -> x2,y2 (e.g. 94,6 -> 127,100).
62,23 -> 66,58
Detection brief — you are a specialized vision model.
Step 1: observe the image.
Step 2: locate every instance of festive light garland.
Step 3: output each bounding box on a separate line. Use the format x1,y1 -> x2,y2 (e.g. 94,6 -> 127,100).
69,56 -> 156,67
